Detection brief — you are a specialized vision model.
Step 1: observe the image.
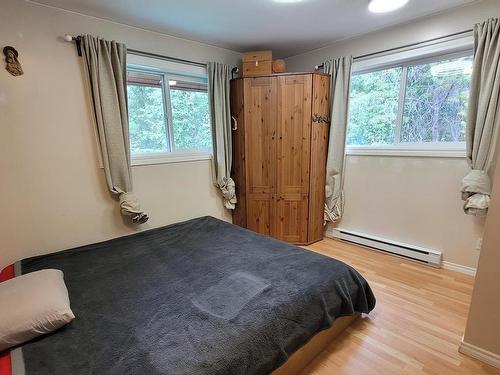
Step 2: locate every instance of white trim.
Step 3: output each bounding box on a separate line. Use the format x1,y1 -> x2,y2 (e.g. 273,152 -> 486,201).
345,145 -> 466,158
353,34 -> 473,73
131,152 -> 212,166
127,54 -> 207,79
459,338 -> 500,369
442,261 -> 476,276
326,227 -> 442,267
394,65 -> 408,143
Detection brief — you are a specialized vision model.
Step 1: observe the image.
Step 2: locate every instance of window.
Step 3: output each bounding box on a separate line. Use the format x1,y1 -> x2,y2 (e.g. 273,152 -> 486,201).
348,67 -> 402,146
127,68 -> 211,164
348,52 -> 473,155
169,79 -> 211,152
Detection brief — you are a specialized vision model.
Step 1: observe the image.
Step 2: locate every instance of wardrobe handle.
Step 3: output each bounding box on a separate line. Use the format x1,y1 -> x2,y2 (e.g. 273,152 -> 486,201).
231,116 -> 238,131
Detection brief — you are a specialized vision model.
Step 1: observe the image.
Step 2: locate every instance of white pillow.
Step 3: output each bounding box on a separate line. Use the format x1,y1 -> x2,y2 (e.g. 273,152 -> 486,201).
0,269 -> 75,351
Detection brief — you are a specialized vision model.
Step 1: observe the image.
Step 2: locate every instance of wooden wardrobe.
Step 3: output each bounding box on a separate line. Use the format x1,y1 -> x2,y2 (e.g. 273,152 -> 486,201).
230,72 -> 330,245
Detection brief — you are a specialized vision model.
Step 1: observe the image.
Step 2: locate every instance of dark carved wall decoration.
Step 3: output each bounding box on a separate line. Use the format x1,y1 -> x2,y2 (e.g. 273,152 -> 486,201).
3,46 -> 24,76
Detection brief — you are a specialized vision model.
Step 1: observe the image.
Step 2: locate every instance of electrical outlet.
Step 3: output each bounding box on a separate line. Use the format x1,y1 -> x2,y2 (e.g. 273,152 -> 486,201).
475,238 -> 483,250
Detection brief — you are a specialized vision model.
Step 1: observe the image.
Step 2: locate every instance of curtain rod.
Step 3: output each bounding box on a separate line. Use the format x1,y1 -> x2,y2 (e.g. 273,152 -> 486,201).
127,49 -> 206,68
64,34 -> 239,74
314,29 -> 474,70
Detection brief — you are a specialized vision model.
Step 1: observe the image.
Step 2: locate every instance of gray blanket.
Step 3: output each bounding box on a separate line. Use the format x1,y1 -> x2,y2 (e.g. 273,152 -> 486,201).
19,216 -> 375,375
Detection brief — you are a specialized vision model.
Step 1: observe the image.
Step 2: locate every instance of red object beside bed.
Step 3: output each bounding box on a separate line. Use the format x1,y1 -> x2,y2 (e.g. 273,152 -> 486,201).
0,264 -> 14,375
0,264 -> 14,282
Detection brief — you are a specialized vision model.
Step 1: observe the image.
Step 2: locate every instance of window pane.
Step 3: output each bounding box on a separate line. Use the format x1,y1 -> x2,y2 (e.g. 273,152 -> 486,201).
127,71 -> 169,153
169,80 -> 212,152
402,55 -> 472,143
348,67 -> 402,146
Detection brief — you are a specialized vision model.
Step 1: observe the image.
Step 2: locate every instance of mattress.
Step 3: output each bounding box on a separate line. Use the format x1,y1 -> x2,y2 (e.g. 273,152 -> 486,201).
12,216 -> 375,375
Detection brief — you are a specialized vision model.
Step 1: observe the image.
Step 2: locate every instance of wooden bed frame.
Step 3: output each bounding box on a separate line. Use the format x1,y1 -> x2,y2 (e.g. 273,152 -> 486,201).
273,313 -> 359,375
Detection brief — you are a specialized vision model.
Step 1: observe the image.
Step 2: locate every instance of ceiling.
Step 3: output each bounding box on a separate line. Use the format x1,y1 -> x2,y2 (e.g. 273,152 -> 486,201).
33,0 -> 477,58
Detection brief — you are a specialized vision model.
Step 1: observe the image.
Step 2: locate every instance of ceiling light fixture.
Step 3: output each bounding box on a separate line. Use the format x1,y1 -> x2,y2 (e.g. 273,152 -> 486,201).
368,0 -> 409,13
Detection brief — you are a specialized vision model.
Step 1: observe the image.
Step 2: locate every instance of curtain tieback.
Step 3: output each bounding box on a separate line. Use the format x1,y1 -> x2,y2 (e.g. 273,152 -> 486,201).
219,177 -> 237,210
324,191 -> 345,224
461,169 -> 491,198
119,192 -> 149,224
461,169 -> 491,216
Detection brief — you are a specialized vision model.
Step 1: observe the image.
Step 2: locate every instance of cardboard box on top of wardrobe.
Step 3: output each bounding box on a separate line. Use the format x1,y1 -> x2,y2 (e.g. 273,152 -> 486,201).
242,50 -> 273,77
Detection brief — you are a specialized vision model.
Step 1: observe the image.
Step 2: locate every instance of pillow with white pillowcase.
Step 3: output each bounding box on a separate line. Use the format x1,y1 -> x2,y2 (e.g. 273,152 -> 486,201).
0,269 -> 75,351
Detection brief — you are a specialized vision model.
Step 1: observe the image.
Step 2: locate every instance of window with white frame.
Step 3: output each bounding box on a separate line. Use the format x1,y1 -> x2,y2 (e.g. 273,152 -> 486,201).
126,67 -> 211,163
347,51 -> 473,153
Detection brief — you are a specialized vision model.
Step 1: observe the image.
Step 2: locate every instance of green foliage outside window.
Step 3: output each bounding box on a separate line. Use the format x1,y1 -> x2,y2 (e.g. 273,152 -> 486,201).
348,54 -> 472,146
402,56 -> 471,143
127,72 -> 212,154
348,67 -> 401,145
170,89 -> 212,151
127,84 -> 168,153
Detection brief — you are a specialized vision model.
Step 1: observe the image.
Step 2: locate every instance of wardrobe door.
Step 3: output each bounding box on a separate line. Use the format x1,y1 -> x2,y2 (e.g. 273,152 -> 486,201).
247,194 -> 275,236
276,75 -> 312,243
244,77 -> 278,236
276,195 -> 309,243
230,78 -> 247,228
308,74 -> 330,242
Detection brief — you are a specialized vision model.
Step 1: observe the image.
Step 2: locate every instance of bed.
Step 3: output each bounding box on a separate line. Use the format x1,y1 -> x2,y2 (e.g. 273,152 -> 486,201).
3,216 -> 375,375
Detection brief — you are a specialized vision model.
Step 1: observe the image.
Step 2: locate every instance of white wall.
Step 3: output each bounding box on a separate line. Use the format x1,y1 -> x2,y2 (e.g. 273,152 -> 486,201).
285,0 -> 500,268
343,156 -> 484,268
0,0 -> 241,270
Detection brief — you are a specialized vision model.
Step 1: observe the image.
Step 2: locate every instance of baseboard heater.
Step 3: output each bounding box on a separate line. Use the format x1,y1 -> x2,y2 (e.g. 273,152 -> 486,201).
326,228 -> 442,267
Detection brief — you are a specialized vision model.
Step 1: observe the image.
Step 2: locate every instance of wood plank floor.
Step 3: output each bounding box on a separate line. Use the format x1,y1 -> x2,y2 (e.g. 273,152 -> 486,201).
300,238 -> 500,375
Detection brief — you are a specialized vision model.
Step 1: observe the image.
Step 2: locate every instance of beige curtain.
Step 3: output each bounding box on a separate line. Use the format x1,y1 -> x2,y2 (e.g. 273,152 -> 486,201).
81,35 -> 148,224
323,56 -> 353,223
461,18 -> 500,216
207,62 -> 236,210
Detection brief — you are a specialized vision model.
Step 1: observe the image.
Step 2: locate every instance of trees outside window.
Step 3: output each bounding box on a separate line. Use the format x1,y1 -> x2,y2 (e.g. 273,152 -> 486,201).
170,86 -> 211,151
127,69 -> 212,157
348,53 -> 472,148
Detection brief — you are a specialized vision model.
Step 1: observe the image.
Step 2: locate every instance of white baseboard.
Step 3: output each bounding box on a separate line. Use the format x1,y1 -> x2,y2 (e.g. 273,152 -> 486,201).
326,228 -> 476,276
459,338 -> 500,369
326,227 -> 442,267
442,261 -> 476,276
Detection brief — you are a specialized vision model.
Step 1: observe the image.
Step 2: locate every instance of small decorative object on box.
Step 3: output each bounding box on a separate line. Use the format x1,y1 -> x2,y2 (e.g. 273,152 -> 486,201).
272,59 -> 286,73
242,50 -> 272,77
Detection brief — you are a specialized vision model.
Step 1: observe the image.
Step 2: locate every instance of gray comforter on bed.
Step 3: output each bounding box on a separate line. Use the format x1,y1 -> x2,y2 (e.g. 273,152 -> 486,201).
19,216 -> 375,375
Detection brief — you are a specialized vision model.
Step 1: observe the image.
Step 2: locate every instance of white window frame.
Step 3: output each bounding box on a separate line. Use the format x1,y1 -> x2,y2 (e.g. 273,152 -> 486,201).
126,54 -> 212,166
347,34 -> 474,158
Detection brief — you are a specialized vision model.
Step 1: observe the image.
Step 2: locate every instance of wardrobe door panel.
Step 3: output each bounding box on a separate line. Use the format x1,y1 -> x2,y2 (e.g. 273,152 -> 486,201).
308,74 -> 330,242
230,78 -> 247,227
277,75 -> 312,196
247,194 -> 275,236
276,195 -> 309,243
244,77 -> 277,195
276,75 -> 312,242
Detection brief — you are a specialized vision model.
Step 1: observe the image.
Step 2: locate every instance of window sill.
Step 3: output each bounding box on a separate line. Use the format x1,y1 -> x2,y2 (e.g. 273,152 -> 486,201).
346,146 -> 466,158
131,152 -> 212,166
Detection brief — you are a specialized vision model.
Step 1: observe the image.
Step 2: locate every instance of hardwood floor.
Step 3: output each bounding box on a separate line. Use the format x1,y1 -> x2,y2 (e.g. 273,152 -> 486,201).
300,238 -> 500,375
